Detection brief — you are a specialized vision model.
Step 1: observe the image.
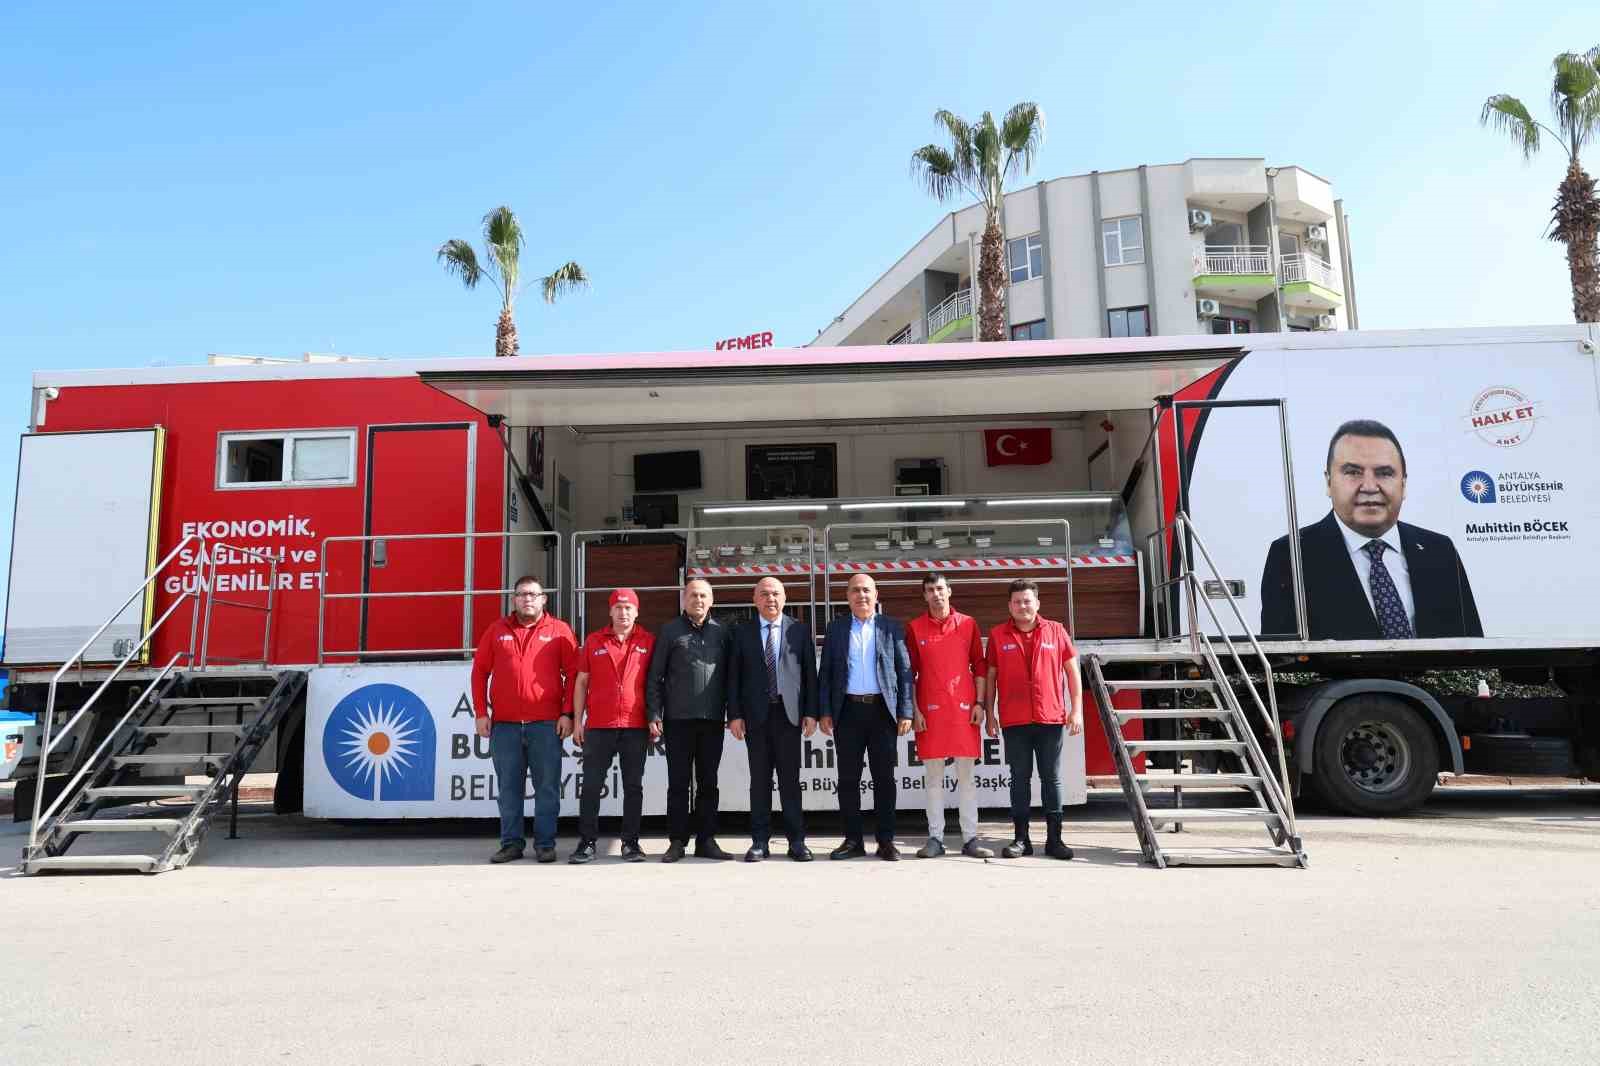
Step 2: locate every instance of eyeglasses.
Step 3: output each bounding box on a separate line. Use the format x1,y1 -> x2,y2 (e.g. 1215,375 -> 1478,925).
514,591 -> 544,598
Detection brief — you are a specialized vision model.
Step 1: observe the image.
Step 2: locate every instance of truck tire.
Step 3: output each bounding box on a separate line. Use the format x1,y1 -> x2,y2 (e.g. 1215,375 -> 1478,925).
1464,734 -> 1573,776
1311,694 -> 1438,816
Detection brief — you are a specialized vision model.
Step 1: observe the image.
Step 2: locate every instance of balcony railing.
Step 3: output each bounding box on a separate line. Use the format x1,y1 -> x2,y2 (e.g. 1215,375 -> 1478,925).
926,288 -> 973,338
886,324 -> 914,345
1194,245 -> 1272,276
1280,252 -> 1339,291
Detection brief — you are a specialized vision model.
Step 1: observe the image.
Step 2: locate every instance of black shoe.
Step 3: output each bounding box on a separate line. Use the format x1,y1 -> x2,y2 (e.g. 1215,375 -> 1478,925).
1001,838 -> 1034,859
876,841 -> 900,861
535,847 -> 558,864
621,840 -> 647,863
661,841 -> 686,863
695,838 -> 734,861
787,844 -> 814,862
962,838 -> 995,859
489,844 -> 524,864
830,840 -> 866,860
1044,839 -> 1074,860
745,844 -> 769,862
568,839 -> 597,865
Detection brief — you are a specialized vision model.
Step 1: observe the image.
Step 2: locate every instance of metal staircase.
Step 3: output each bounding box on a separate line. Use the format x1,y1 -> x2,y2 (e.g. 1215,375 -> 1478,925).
1088,512 -> 1306,869
19,534 -> 306,875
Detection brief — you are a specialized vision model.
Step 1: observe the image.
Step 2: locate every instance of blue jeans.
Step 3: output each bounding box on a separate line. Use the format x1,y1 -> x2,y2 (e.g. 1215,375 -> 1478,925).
1003,723 -> 1064,820
490,720 -> 562,850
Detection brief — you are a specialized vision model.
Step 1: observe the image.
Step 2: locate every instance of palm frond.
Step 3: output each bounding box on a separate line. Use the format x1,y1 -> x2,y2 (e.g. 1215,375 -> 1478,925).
481,206 -> 524,293
1481,94 -> 1543,160
932,109 -> 972,157
1552,47 -> 1600,157
911,144 -> 963,200
437,239 -> 482,288
539,261 -> 588,304
1000,101 -> 1045,183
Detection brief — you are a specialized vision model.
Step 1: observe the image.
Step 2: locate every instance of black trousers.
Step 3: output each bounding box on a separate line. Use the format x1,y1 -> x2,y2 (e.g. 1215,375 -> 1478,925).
578,727 -> 648,842
835,696 -> 898,845
1003,723 -> 1065,820
748,702 -> 805,847
664,717 -> 725,845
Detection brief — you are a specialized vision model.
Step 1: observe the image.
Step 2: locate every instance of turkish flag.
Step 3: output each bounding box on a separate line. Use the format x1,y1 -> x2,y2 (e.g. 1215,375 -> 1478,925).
984,428 -> 1052,466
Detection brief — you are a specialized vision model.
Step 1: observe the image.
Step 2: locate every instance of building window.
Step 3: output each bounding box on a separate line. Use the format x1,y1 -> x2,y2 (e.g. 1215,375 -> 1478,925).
218,430 -> 356,489
1010,320 -> 1046,341
1007,233 -> 1044,283
1209,317 -> 1252,336
1102,217 -> 1144,266
1108,306 -> 1150,338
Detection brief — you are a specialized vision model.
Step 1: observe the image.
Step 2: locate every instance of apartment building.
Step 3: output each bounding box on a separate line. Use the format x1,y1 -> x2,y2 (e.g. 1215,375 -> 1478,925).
812,157 -> 1357,347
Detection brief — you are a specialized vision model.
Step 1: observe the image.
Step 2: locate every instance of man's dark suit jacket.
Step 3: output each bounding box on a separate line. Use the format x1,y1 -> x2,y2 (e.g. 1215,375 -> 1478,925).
818,612 -> 915,720
727,613 -> 818,727
1260,511 -> 1484,640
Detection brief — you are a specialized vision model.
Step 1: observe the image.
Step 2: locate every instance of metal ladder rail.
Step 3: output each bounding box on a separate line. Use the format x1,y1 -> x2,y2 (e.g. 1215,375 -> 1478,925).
1193,635 -> 1294,850
1177,515 -> 1299,839
153,671 -> 305,870
1085,654 -> 1166,867
27,660 -> 188,859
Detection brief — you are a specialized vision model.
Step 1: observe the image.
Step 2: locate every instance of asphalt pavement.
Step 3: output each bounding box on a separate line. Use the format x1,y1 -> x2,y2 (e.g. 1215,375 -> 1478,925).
4,787 -> 1598,1066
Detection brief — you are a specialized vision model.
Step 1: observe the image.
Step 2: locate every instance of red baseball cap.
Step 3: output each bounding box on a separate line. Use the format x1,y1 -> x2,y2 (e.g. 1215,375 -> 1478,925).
610,588 -> 639,608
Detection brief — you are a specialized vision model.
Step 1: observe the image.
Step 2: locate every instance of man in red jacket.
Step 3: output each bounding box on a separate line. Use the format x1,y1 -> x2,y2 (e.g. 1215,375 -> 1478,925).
568,589 -> 655,865
471,575 -> 579,864
984,578 -> 1083,861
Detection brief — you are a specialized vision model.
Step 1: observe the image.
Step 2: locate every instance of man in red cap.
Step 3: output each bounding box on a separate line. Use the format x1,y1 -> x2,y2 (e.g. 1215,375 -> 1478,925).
984,578 -> 1082,860
568,588 -> 655,864
471,575 -> 579,864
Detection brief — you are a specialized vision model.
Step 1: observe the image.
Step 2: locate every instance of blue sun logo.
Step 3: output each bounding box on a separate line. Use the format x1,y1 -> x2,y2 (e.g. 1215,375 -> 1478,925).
1459,470 -> 1496,504
322,684 -> 436,800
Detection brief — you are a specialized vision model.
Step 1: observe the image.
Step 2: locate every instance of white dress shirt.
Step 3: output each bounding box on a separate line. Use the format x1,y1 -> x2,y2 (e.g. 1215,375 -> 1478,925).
1333,515 -> 1415,631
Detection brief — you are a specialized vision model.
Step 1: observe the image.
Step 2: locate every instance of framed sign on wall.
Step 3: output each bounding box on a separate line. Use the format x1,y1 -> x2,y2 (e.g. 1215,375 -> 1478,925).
746,443 -> 837,500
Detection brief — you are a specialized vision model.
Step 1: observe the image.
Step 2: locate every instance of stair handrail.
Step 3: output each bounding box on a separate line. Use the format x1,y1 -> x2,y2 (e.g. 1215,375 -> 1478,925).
28,534 -> 205,849
1170,512 -> 1298,834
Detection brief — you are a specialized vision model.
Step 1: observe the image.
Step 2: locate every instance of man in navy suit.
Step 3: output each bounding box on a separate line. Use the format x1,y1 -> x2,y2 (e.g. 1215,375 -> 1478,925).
728,577 -> 820,862
819,572 -> 915,861
1260,419 -> 1483,640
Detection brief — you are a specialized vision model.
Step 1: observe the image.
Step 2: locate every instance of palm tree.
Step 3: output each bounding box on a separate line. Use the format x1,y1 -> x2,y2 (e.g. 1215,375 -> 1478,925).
911,104 -> 1045,341
1481,47 -> 1600,324
437,206 -> 588,357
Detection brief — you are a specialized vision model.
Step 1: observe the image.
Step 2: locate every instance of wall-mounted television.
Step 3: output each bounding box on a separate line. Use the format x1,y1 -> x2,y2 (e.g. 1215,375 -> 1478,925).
632,493 -> 680,529
634,450 -> 703,492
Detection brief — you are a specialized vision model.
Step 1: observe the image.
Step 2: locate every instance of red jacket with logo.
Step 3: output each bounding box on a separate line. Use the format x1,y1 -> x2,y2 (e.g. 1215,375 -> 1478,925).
985,618 -> 1076,728
471,613 -> 580,723
577,626 -> 656,729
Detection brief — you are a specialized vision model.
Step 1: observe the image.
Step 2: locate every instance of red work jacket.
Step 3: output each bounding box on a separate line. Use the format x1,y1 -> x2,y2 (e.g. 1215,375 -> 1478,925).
985,618 -> 1076,728
471,612 -> 579,723
577,626 -> 655,729
907,610 -> 985,759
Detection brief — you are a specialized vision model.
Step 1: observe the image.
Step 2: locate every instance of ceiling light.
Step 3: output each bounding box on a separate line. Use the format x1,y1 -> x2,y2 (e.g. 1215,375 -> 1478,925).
850,500 -> 967,511
986,496 -> 1116,507
701,503 -> 829,515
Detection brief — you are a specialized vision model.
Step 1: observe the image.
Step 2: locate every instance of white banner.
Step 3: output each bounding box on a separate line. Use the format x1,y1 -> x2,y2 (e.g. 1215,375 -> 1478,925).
304,663 -> 1086,819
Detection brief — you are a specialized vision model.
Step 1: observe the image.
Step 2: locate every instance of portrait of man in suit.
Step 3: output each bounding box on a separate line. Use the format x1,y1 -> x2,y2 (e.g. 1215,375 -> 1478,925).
1260,419 -> 1483,640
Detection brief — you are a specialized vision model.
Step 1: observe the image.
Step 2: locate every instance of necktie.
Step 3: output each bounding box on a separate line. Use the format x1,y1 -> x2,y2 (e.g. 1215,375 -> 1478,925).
764,621 -> 779,700
1363,540 -> 1413,639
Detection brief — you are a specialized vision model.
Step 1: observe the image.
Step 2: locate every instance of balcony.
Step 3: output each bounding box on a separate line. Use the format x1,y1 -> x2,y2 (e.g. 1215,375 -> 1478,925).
925,288 -> 973,343
1279,252 -> 1343,311
1193,245 -> 1276,302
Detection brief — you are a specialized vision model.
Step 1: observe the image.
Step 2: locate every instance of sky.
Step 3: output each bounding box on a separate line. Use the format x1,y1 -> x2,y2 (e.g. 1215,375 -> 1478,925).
0,1 -> 1594,606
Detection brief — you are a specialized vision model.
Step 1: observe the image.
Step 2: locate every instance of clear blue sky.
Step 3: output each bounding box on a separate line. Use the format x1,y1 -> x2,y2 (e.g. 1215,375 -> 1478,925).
0,1 -> 1593,601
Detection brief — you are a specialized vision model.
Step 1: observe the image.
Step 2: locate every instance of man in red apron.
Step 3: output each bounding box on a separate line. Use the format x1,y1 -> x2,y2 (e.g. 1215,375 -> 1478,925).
984,578 -> 1083,860
569,589 -> 656,864
907,573 -> 993,859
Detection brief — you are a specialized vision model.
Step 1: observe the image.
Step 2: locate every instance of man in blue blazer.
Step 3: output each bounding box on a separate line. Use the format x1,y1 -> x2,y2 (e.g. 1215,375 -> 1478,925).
819,572 -> 915,861
728,577 -> 820,862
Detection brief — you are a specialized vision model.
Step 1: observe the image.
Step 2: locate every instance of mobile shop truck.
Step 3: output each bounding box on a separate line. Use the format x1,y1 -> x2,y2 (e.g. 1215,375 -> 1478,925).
6,325 -> 1598,872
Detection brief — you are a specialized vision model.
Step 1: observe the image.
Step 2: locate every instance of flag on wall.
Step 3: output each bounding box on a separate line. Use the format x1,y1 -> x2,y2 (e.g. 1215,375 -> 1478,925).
984,428 -> 1052,466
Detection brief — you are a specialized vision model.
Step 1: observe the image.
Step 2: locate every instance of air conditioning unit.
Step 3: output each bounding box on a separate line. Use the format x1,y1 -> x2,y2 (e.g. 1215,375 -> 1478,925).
1307,224 -> 1329,242
1313,314 -> 1336,330
1196,298 -> 1221,318
1188,208 -> 1214,232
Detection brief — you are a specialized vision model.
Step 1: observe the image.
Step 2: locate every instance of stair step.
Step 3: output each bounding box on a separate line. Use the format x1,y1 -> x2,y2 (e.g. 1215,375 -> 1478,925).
59,818 -> 185,834
1160,847 -> 1304,868
85,784 -> 208,800
1105,680 -> 1216,690
136,724 -> 247,736
1089,649 -> 1205,663
1116,708 -> 1229,720
111,753 -> 228,767
1147,807 -> 1281,824
158,696 -> 266,707
24,854 -> 157,874
1137,773 -> 1262,789
1125,739 -> 1247,754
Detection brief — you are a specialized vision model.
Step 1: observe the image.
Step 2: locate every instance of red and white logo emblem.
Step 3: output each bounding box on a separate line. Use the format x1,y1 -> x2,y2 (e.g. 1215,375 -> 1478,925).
1466,386 -> 1540,448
